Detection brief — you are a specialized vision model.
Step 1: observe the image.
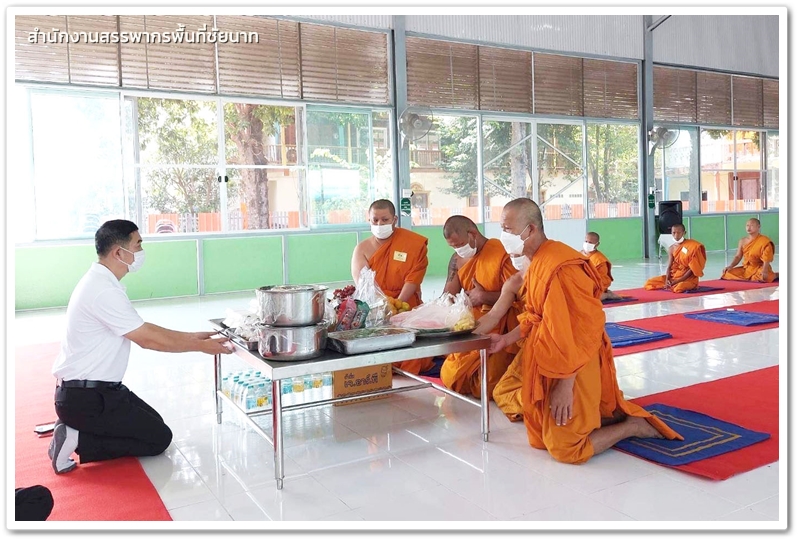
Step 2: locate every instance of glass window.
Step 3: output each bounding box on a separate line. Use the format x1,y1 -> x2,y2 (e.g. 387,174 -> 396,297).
766,132 -> 779,210
306,108 -> 392,227
482,120 -> 532,224
10,86 -> 35,243
536,123 -> 584,221
224,102 -> 304,230
129,97 -> 221,234
700,129 -> 764,213
409,115 -> 478,226
30,90 -> 125,240
586,123 -> 640,218
656,127 -> 700,214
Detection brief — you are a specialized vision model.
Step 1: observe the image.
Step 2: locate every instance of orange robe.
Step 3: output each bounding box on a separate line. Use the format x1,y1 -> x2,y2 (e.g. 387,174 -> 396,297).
587,250 -> 613,292
440,239 -> 520,399
367,227 -> 432,374
721,234 -> 778,283
644,239 -> 706,293
505,240 -> 682,464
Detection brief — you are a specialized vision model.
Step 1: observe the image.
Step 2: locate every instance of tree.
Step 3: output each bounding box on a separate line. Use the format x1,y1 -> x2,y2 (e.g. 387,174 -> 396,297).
586,123 -> 639,204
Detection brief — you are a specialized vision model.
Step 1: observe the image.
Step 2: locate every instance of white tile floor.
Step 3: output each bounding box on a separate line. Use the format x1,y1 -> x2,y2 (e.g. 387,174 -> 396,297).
15,251 -> 782,524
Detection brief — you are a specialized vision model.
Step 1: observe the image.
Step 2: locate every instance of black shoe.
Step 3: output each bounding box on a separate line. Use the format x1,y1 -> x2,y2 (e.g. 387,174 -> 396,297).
50,421 -> 77,475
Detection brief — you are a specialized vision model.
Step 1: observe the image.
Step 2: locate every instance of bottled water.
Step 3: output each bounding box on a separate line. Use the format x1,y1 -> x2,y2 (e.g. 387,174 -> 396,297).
255,379 -> 269,409
322,372 -> 333,400
221,376 -> 230,398
292,376 -> 305,405
312,374 -> 324,402
303,375 -> 314,403
281,379 -> 295,407
245,385 -> 257,412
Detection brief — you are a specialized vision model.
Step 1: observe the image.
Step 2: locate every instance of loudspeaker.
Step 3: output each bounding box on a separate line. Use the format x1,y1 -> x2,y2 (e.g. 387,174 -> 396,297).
657,200 -> 683,234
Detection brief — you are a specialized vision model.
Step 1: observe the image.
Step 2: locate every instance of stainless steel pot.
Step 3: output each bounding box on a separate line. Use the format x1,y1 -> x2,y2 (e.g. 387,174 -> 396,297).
255,284 -> 328,326
258,323 -> 328,361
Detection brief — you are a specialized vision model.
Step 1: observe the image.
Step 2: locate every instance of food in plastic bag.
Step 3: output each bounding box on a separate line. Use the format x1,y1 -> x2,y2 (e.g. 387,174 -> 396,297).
353,267 -> 391,328
335,298 -> 371,331
222,308 -> 261,340
389,291 -> 475,331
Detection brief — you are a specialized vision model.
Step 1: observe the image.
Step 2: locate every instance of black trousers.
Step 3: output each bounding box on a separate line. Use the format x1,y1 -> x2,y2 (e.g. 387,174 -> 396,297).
54,384 -> 172,463
15,485 -> 54,521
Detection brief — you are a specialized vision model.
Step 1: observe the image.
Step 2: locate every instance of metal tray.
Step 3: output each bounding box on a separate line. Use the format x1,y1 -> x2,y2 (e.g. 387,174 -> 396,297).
327,327 -> 416,355
213,321 -> 260,351
412,326 -> 478,338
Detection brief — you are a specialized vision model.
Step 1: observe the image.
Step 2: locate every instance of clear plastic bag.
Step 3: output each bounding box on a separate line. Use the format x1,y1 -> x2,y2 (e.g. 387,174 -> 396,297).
389,291 -> 474,331
353,267 -> 391,328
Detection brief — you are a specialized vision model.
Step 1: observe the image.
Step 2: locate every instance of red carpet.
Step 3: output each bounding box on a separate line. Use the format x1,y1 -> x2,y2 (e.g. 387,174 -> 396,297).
612,300 -> 779,356
14,342 -> 172,521
607,279 -> 778,307
628,366 -> 778,480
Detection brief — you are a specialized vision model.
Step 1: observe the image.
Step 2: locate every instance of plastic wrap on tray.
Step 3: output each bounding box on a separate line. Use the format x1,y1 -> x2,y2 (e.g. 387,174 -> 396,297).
389,291 -> 475,332
327,327 -> 416,355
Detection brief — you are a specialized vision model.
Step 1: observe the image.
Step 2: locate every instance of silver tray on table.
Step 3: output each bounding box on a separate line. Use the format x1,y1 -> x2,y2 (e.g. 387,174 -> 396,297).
411,326 -> 478,338
211,319 -> 259,351
327,327 -> 416,355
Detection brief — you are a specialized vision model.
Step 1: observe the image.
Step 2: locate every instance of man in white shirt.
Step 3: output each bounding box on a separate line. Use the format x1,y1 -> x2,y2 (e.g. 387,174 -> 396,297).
50,220 -> 233,474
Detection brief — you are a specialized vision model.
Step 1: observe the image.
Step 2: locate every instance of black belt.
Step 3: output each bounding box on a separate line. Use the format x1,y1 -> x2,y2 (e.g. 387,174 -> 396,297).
56,379 -> 121,389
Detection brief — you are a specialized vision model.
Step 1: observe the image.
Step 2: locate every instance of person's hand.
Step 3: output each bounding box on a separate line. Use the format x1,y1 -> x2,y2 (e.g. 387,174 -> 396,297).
192,331 -> 220,340
467,279 -> 486,306
721,266 -> 731,278
760,269 -> 769,282
201,336 -> 234,355
486,333 -> 507,354
474,313 -> 501,335
664,277 -> 672,289
549,378 -> 575,426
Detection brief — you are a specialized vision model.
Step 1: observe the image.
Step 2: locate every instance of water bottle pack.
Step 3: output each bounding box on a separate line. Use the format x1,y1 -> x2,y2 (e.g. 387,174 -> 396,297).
224,370 -> 335,412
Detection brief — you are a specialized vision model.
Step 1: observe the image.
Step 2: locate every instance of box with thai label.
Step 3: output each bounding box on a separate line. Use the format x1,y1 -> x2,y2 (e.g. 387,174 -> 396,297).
333,364 -> 392,406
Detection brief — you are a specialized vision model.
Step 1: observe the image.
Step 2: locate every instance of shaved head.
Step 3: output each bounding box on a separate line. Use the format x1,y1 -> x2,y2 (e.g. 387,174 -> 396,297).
671,223 -> 686,234
586,231 -> 600,244
747,218 -> 761,226
369,199 -> 396,216
503,198 -> 544,231
443,215 -> 478,238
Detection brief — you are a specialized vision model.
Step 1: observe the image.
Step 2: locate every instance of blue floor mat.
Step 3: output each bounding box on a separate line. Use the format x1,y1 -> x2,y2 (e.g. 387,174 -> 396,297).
602,296 -> 638,305
614,403 -> 770,466
684,309 -> 779,327
683,286 -> 725,294
605,323 -> 672,348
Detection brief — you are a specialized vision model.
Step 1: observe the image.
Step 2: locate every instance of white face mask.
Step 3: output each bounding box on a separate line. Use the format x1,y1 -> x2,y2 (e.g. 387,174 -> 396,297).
511,254 -> 531,272
118,247 -> 146,273
583,242 -> 596,253
500,225 -> 530,255
371,223 -> 394,240
454,240 -> 477,259
674,237 -> 685,244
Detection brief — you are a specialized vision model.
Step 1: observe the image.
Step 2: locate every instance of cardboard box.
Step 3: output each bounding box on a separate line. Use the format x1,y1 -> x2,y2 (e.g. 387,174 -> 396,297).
333,363 -> 393,406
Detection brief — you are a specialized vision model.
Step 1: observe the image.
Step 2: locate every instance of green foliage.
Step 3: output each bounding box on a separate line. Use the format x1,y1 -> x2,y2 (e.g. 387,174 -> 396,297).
586,123 -> 639,203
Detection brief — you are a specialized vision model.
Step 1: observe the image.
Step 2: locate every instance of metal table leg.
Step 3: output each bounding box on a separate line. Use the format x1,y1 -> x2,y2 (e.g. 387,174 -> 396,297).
214,354 -> 222,424
272,379 -> 284,490
480,348 -> 489,442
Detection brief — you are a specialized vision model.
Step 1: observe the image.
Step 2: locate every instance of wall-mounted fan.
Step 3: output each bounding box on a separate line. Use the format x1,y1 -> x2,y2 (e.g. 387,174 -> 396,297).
398,106 -> 433,148
648,126 -> 679,156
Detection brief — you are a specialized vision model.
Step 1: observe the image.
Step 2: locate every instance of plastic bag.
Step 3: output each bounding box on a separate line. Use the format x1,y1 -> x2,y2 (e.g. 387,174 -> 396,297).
222,308 -> 261,340
389,291 -> 474,331
353,267 -> 391,328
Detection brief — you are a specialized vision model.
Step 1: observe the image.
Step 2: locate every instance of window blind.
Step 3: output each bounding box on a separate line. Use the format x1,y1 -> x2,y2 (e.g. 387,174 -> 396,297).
582,58 -> 638,120
653,66 -> 697,123
762,78 -> 779,129
406,36 -> 479,109
696,71 -> 732,125
478,46 -> 532,113
532,53 -> 584,116
732,75 -> 764,127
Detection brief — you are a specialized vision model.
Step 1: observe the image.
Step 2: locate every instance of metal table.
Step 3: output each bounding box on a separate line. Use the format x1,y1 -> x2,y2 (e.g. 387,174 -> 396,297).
210,319 -> 491,489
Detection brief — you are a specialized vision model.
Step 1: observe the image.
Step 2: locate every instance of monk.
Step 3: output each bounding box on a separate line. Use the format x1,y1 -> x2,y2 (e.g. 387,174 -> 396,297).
644,224 -> 706,293
581,232 -> 622,301
351,199 -> 431,373
439,216 -> 520,399
485,198 -> 681,464
721,218 -> 779,283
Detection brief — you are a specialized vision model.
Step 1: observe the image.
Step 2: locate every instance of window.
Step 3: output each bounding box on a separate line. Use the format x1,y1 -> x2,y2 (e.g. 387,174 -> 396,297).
28,89 -> 125,240
700,129 -> 763,213
586,123 -> 640,218
409,115 -> 479,226
306,107 -> 394,226
766,132 -> 779,210
482,120 -> 532,223
536,123 -> 585,220
653,128 -> 700,214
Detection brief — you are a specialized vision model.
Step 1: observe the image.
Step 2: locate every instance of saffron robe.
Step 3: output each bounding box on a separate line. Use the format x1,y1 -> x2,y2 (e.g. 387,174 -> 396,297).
644,239 -> 706,293
721,234 -> 778,283
587,250 -> 613,292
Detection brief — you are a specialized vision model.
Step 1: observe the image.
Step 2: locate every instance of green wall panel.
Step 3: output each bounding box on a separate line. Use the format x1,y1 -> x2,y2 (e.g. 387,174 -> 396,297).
286,233 -> 357,284
688,216 -> 725,251
123,241 -> 198,300
726,215 -> 751,251
16,240 -> 198,310
586,218 -> 643,260
203,236 -> 284,293
759,213 -> 779,247
15,244 -> 97,310
412,226 -> 452,278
